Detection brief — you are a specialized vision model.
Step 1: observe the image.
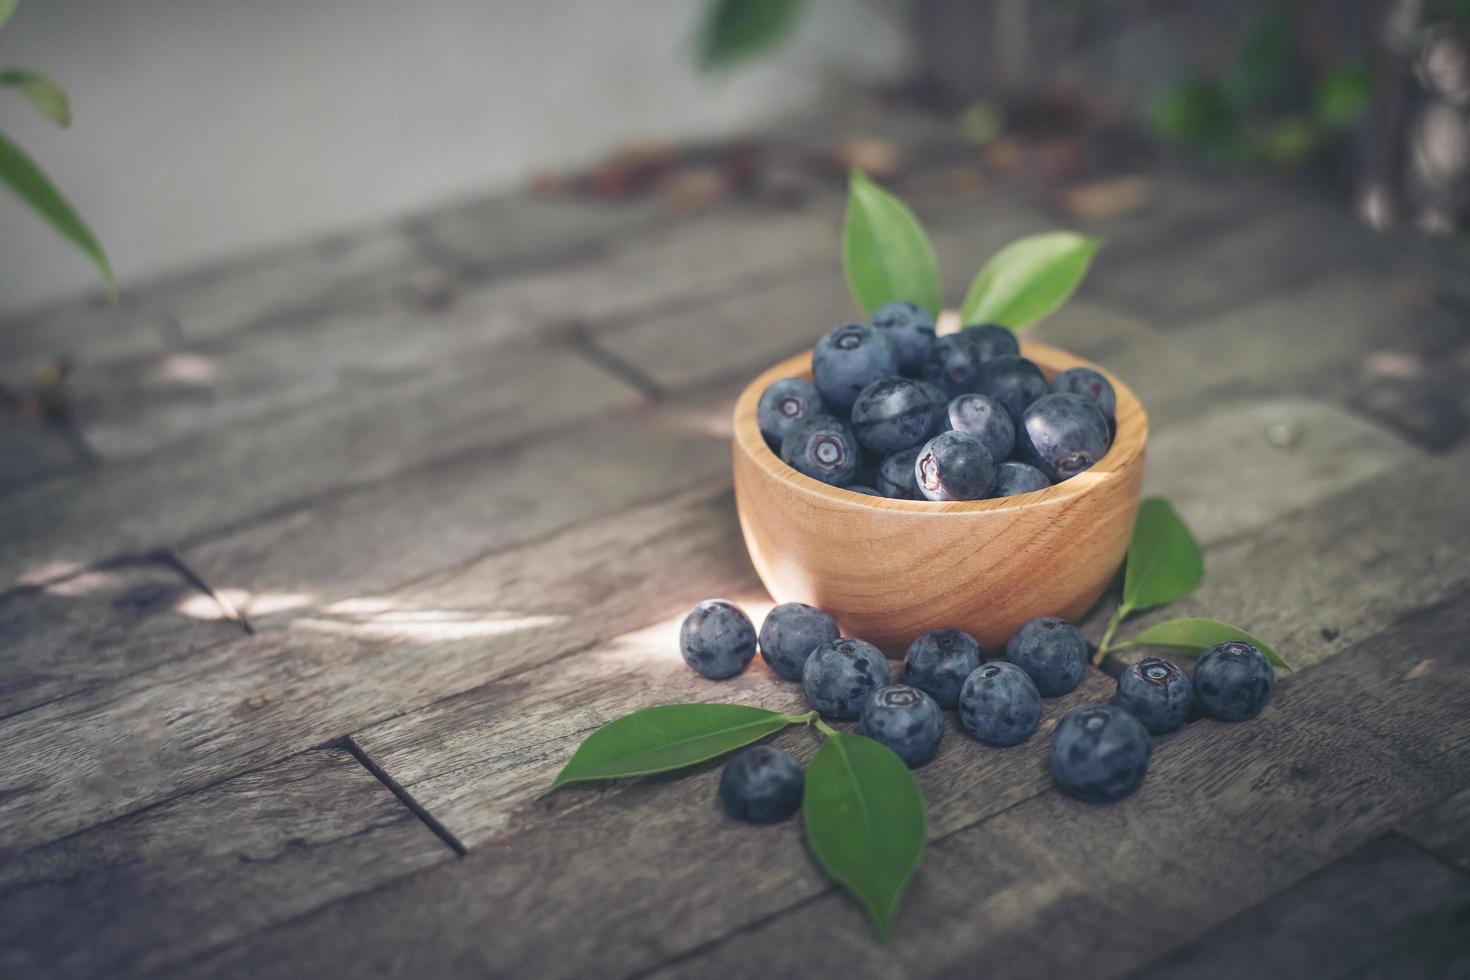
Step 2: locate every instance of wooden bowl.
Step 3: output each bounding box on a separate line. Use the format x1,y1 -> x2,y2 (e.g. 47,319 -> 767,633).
732,341 -> 1147,657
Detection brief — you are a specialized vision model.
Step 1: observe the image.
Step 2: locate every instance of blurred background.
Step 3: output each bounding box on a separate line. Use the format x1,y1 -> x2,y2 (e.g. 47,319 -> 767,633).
3,0 -> 1469,314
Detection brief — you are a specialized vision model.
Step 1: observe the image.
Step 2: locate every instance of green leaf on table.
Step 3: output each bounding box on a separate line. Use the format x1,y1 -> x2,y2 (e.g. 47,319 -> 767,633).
1223,9 -> 1292,111
1316,65 -> 1373,129
1115,617 -> 1293,672
0,130 -> 115,297
842,169 -> 942,317
0,0 -> 20,32
1122,497 -> 1203,614
549,703 -> 795,789
0,70 -> 72,126
803,731 -> 926,942
699,0 -> 805,71
959,231 -> 1098,330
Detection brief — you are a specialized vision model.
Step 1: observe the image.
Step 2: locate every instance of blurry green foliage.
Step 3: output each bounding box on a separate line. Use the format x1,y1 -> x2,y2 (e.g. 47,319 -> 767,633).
699,0 -> 807,71
0,0 -> 113,297
1151,7 -> 1373,170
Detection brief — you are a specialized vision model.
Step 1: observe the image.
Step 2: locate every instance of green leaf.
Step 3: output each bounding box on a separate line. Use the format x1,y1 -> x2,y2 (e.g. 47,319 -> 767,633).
803,731 -> 926,942
1122,497 -> 1203,615
549,703 -> 795,789
1316,65 -> 1372,129
1223,10 -> 1292,111
842,169 -> 942,317
0,70 -> 72,127
1115,617 -> 1293,672
0,0 -> 19,32
959,231 -> 1098,329
0,130 -> 114,297
699,0 -> 805,71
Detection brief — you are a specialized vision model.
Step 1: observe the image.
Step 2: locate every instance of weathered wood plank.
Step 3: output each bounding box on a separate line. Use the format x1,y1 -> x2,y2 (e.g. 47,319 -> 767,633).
0,747 -> 452,980
146,590 -> 1470,980
643,594 -> 1470,980
1127,834 -> 1470,980
0,557 -> 243,719
1400,786 -> 1470,875
0,416 -> 84,491
0,343 -> 638,592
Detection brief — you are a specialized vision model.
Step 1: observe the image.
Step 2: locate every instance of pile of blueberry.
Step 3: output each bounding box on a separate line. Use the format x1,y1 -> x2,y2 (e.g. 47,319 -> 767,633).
757,302 -> 1117,501
683,599 -> 1276,822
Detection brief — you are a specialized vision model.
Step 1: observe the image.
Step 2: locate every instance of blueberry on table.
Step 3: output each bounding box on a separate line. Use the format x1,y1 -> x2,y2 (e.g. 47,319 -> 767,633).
869,301 -> 936,375
958,661 -> 1042,747
679,599 -> 757,680
1050,366 -> 1117,422
759,602 -> 841,682
851,377 -> 934,455
1116,657 -> 1194,734
903,628 -> 983,709
877,446 -> 923,499
812,323 -> 899,413
915,430 -> 996,501
992,461 -> 1051,498
944,392 -> 1016,462
757,377 -> 827,448
858,684 -> 944,767
719,746 -> 804,824
976,355 -> 1048,423
1019,392 -> 1111,482
779,414 -> 860,486
1050,705 -> 1151,803
802,637 -> 890,720
1194,641 -> 1275,721
1005,616 -> 1089,696
961,322 -> 1020,361
922,333 -> 984,399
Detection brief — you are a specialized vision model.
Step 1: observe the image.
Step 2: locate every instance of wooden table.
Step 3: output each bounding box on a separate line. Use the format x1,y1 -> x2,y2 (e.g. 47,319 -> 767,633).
3,106 -> 1469,979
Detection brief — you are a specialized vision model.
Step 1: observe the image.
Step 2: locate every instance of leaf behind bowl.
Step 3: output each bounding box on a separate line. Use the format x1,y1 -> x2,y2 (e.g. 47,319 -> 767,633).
960,231 -> 1097,329
842,169 -> 942,317
550,703 -> 794,790
803,731 -> 926,941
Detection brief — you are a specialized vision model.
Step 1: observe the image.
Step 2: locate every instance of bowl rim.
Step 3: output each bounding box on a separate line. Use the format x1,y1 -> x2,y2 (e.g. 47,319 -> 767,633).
732,339 -> 1148,515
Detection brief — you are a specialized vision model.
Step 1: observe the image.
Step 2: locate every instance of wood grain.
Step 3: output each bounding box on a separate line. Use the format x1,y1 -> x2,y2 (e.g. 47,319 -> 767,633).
732,342 -> 1147,654
1400,787 -> 1470,875
0,747 -> 452,980
1128,834 -> 1470,980
0,557 -> 243,719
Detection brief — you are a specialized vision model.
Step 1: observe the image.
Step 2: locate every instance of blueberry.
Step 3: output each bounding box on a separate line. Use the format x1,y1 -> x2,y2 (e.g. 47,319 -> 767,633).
858,685 -> 944,767
915,431 -> 996,501
757,377 -> 827,448
1050,366 -> 1117,422
802,637 -> 890,720
922,334 -> 983,399
992,461 -> 1052,498
961,323 -> 1020,361
845,484 -> 881,496
916,380 -> 950,433
976,355 -> 1048,423
903,628 -> 983,709
958,661 -> 1042,747
851,377 -> 934,455
759,602 -> 841,682
877,446 -> 923,499
779,415 -> 860,486
679,599 -> 756,680
944,393 -> 1016,461
1116,657 -> 1195,734
1194,641 -> 1275,721
1005,616 -> 1089,696
1019,392 -> 1111,482
719,746 -> 804,823
1050,705 -> 1151,803
870,301 -> 936,375
812,323 -> 900,413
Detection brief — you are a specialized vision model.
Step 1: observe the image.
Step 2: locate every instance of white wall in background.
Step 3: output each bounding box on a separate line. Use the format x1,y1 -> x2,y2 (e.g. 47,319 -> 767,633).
0,0 -> 913,313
